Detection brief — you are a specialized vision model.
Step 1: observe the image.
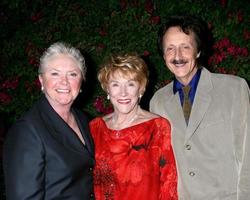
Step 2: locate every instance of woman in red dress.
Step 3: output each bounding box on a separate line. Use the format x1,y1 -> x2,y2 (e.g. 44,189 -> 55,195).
90,53 -> 178,200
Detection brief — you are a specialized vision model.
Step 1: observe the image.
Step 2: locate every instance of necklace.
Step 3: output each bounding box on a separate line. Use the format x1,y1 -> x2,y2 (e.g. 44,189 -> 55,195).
111,109 -> 140,138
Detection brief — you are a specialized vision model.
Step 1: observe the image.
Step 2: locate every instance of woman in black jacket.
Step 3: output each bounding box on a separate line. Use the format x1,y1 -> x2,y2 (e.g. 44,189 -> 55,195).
3,42 -> 95,200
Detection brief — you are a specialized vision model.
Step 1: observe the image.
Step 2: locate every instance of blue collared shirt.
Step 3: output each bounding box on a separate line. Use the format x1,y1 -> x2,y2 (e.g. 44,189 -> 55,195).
173,68 -> 201,106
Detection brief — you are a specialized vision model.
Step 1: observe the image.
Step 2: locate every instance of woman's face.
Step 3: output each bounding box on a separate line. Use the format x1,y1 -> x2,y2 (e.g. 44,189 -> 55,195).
107,72 -> 143,115
39,54 -> 82,109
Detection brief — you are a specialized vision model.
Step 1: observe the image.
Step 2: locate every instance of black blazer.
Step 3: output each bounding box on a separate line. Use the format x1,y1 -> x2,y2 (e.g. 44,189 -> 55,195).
3,96 -> 95,200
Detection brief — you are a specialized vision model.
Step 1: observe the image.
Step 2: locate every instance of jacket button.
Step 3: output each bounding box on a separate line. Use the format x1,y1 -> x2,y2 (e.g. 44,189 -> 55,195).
189,171 -> 195,176
185,144 -> 191,150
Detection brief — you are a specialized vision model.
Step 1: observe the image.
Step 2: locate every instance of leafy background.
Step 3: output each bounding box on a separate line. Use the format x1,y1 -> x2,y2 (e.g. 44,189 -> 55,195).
0,0 -> 249,198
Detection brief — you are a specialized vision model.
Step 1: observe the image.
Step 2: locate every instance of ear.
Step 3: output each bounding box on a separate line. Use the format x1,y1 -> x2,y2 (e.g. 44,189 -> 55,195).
196,51 -> 201,58
163,53 -> 167,62
38,74 -> 43,87
139,86 -> 145,96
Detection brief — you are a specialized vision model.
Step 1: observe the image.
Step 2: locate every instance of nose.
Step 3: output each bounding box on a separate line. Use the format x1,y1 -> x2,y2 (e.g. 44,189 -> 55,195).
60,74 -> 69,84
120,86 -> 127,96
175,47 -> 183,60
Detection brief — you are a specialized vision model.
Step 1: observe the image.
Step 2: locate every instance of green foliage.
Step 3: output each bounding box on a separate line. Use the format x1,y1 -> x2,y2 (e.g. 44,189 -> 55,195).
0,0 -> 249,122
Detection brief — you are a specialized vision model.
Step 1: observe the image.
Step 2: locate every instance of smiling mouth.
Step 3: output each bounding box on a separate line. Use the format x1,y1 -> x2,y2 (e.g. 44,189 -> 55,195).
56,89 -> 70,93
174,63 -> 187,68
117,99 -> 131,104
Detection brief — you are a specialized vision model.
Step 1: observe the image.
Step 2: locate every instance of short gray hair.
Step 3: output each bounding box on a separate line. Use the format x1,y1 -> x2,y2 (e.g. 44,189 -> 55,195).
39,42 -> 86,79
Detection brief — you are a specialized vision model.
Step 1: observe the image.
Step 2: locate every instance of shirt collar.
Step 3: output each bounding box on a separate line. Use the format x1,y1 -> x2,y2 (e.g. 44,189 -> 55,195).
173,68 -> 201,94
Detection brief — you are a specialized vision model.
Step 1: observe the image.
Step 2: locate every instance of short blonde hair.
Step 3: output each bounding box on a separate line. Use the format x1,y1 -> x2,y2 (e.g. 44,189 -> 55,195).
98,53 -> 149,92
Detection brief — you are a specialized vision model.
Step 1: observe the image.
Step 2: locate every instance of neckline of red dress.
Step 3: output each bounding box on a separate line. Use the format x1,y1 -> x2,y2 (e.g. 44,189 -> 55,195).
99,116 -> 162,132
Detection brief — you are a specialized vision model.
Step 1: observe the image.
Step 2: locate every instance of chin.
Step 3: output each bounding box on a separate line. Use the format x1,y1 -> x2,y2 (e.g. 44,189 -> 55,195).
174,70 -> 189,78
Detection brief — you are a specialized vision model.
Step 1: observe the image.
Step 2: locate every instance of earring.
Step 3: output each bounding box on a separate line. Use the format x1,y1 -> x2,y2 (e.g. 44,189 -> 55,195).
41,86 -> 44,91
196,52 -> 201,58
138,94 -> 143,104
79,89 -> 82,93
107,94 -> 110,100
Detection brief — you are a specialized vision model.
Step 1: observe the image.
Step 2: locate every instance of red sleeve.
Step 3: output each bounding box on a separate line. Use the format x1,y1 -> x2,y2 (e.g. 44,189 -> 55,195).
158,119 -> 178,200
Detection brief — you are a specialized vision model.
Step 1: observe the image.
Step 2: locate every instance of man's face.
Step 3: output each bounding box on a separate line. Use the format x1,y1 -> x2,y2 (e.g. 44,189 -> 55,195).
162,26 -> 200,85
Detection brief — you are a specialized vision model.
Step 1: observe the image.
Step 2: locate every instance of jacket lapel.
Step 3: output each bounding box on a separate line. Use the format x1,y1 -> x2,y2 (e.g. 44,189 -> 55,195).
74,110 -> 94,157
185,68 -> 213,142
38,96 -> 93,156
165,92 -> 187,132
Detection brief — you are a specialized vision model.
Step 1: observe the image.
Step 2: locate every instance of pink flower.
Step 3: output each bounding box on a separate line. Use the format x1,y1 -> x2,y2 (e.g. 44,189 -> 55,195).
96,43 -> 106,52
25,82 -> 33,93
227,12 -> 233,19
243,30 -> 250,40
144,0 -> 154,14
143,50 -> 150,57
25,42 -> 35,55
94,96 -> 105,113
29,57 -> 39,66
207,22 -> 213,30
25,78 -> 41,93
99,27 -> 107,36
33,78 -> 41,89
93,96 -> 113,114
217,67 -> 227,74
120,0 -> 128,11
208,57 -> 213,66
211,52 -> 226,65
213,38 -> 231,50
237,11 -> 243,23
30,11 -> 43,22
0,92 -> 12,105
149,16 -> 160,24
219,0 -> 227,7
1,77 -> 19,90
104,105 -> 113,114
239,47 -> 249,57
227,46 -> 237,56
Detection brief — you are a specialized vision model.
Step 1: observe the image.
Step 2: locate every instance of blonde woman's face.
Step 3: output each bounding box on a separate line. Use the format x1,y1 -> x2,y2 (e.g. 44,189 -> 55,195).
107,72 -> 143,115
39,54 -> 82,109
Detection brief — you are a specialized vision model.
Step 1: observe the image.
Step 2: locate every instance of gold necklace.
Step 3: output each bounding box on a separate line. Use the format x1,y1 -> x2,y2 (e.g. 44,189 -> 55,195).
111,109 -> 139,138
112,113 -> 138,127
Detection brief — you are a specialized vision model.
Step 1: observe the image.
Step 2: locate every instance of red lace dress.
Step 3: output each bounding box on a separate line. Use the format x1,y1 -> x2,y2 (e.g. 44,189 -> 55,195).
90,117 -> 178,200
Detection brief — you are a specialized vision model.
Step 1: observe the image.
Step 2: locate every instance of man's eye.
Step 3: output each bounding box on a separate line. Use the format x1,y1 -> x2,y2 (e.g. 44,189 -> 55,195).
166,47 -> 174,53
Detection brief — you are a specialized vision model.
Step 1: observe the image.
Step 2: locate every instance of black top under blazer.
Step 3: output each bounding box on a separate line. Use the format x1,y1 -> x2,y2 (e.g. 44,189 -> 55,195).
3,96 -> 95,200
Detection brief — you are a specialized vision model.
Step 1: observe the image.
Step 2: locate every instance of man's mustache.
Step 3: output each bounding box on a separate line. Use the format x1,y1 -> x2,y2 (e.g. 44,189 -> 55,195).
171,59 -> 187,64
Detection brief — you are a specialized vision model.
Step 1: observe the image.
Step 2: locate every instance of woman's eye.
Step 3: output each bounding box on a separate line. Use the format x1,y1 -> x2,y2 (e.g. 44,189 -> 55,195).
51,72 -> 59,76
111,83 -> 119,87
128,83 -> 135,87
68,72 -> 78,77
